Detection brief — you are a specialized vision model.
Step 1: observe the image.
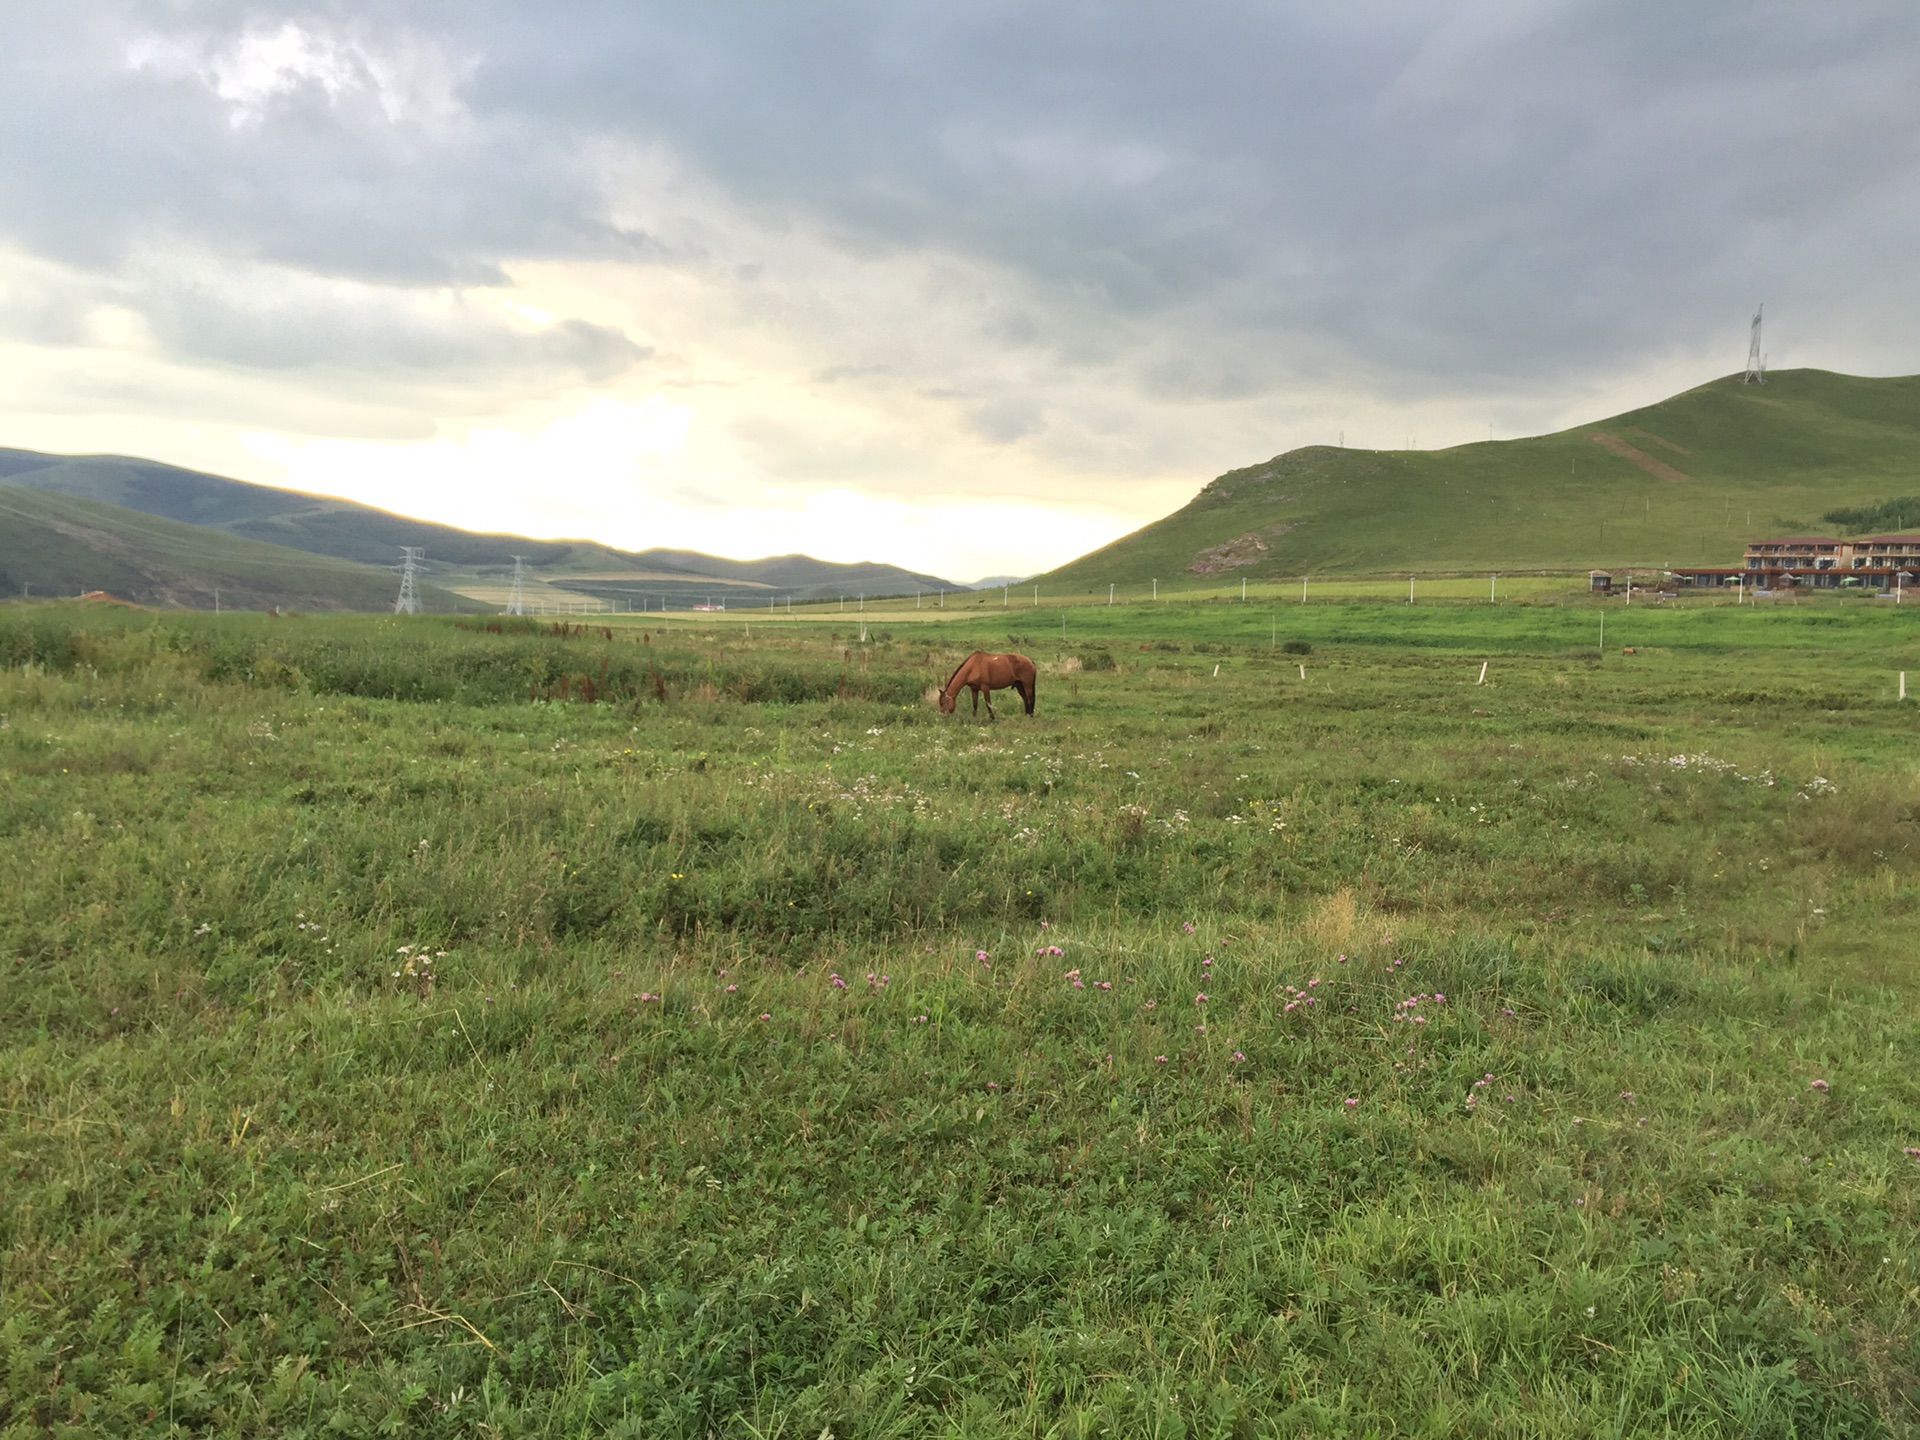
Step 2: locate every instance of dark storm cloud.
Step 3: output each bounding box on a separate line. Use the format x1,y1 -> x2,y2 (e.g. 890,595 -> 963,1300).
0,3 -> 660,288
439,0 -> 1920,384
2,1 -> 1916,397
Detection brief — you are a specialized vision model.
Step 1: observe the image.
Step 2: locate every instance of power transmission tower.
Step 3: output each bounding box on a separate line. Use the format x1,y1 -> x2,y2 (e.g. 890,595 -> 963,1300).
1743,304 -> 1766,384
505,555 -> 528,616
394,547 -> 424,614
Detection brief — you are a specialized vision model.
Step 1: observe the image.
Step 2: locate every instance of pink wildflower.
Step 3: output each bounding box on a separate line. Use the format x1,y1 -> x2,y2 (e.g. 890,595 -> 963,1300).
975,949 -> 990,964
759,1012 -> 772,1022
1194,992 -> 1208,1005
1810,1078 -> 1831,1093
1154,1054 -> 1169,1065
1344,1097 -> 1359,1109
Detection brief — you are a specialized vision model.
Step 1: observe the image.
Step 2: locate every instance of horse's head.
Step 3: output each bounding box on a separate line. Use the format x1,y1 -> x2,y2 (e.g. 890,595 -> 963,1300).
937,687 -> 957,714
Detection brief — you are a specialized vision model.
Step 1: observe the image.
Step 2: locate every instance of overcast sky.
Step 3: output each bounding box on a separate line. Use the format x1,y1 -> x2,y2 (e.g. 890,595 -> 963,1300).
2,2 -> 1916,579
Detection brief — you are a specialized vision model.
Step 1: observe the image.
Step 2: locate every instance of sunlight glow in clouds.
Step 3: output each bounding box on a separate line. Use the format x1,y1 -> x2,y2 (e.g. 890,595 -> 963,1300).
238,395 -> 1131,572
239,396 -> 695,536
128,19 -> 469,129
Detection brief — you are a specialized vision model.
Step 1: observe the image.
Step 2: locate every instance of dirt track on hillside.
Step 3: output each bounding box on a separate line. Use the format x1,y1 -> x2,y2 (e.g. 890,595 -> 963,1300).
1626,427 -> 1692,456
1590,431 -> 1690,483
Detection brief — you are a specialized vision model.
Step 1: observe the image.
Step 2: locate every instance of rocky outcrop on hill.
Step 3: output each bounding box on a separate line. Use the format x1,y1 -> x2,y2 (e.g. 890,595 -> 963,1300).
1188,523 -> 1294,574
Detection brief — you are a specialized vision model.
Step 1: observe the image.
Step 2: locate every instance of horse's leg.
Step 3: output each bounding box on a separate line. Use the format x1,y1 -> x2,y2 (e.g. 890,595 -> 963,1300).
985,686 -> 998,721
971,686 -> 980,717
1022,681 -> 1035,716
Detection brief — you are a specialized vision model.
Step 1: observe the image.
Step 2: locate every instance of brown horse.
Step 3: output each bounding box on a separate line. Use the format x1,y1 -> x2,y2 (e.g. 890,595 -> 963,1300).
938,651 -> 1036,720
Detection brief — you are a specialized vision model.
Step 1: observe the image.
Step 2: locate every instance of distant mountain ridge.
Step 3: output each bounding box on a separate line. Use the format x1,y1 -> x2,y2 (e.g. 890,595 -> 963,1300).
0,484 -> 473,612
0,447 -> 960,606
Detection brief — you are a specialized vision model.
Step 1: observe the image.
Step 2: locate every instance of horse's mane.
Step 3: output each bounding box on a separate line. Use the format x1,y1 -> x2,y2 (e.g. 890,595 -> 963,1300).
941,652 -> 981,694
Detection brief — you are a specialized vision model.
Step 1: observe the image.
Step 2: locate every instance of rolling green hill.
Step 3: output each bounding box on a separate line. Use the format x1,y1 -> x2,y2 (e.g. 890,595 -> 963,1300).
1043,369 -> 1920,589
0,448 -> 959,603
0,486 -> 472,612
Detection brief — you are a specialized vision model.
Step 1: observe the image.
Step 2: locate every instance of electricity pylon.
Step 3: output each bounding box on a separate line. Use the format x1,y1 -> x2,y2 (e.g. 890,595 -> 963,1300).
394,547 -> 424,614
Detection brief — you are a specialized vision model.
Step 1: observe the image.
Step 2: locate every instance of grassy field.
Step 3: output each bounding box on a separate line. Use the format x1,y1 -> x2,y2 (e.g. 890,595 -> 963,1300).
4,597 -> 1919,1437
778,574 -> 1729,621
1044,369 -> 1920,588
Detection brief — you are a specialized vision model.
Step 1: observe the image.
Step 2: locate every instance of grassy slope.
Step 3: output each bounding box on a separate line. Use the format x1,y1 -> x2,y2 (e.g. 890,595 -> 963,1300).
0,486 -> 472,612
1045,370 -> 1920,589
2,601 -> 1918,1435
0,449 -> 959,598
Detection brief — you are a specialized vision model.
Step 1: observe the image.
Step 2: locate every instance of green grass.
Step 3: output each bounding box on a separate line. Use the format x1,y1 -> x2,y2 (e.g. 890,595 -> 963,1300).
3,600 -> 1919,1437
1044,369 -> 1920,589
